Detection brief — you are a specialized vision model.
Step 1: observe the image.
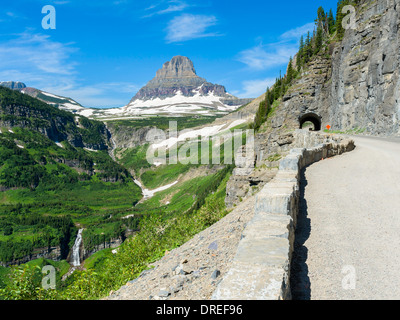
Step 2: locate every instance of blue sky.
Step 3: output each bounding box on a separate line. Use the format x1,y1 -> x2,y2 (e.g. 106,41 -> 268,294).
0,0 -> 338,108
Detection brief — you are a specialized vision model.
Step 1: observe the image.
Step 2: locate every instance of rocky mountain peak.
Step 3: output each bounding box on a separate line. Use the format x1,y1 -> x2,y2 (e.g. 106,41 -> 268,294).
155,56 -> 198,79
107,55 -> 253,117
130,56 -> 222,102
0,81 -> 27,90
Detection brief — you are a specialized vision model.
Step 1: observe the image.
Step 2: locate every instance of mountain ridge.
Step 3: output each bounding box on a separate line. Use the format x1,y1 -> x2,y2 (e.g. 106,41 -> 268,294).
130,56 -> 231,102
1,56 -> 253,119
0,81 -> 88,115
113,56 -> 252,118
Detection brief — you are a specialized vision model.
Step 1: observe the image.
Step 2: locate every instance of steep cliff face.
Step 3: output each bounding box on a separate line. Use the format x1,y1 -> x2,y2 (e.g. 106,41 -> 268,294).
106,124 -> 155,149
227,0 -> 400,208
269,0 -> 400,136
329,0 -> 400,135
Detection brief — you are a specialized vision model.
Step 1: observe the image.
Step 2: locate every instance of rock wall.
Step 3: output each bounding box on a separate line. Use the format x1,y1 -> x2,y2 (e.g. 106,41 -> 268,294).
212,133 -> 355,300
0,246 -> 62,267
106,123 -> 155,149
225,129 -> 351,209
270,0 -> 400,136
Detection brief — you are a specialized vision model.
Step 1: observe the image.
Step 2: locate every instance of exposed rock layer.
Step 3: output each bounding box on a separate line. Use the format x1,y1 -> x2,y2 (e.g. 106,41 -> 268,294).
130,56 -> 245,104
272,0 -> 400,136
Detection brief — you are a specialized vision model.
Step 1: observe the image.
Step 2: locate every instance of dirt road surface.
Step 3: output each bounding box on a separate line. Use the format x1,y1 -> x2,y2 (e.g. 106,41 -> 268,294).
291,135 -> 400,300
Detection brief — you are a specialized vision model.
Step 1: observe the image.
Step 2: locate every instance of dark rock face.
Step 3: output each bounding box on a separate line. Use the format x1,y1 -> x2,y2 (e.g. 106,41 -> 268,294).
107,123 -> 156,149
0,246 -> 62,267
0,81 -> 26,90
130,56 -> 234,102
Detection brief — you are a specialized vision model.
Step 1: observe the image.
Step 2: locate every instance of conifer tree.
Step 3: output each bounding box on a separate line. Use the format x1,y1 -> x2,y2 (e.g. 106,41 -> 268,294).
287,56 -> 295,84
304,31 -> 312,64
336,0 -> 350,40
314,25 -> 323,54
297,35 -> 304,71
316,6 -> 327,33
328,9 -> 335,34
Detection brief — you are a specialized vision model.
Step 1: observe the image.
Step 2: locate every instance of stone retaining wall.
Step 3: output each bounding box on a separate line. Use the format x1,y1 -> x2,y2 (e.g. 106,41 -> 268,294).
212,135 -> 355,300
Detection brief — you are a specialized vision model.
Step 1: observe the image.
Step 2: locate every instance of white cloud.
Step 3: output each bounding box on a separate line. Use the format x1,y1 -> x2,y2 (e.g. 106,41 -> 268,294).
43,82 -> 138,107
237,22 -> 314,71
237,44 -> 297,71
0,32 -> 77,76
144,0 -> 188,18
233,78 -> 276,99
234,22 -> 316,97
0,32 -> 138,108
165,14 -> 220,43
280,22 -> 315,40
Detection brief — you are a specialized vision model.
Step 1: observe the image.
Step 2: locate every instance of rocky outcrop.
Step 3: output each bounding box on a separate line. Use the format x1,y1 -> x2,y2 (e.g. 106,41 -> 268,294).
0,81 -> 26,90
272,0 -> 400,136
225,129 -> 348,209
106,123 -> 156,149
130,56 -> 233,102
155,55 -> 198,79
327,0 -> 400,135
0,246 -> 62,267
106,193 -> 257,301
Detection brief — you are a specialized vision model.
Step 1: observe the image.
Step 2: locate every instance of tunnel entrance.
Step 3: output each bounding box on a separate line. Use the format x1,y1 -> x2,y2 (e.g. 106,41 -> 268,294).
299,113 -> 322,131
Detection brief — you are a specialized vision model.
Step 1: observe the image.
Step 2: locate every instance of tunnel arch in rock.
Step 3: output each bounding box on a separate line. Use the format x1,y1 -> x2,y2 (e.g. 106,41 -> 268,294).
299,113 -> 322,131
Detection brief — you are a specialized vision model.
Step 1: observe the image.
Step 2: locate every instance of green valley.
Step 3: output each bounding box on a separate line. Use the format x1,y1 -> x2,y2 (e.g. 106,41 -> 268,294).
0,85 -> 247,300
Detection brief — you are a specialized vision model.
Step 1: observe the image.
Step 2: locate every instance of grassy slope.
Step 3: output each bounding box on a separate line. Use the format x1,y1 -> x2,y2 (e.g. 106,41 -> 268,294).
0,102 -> 245,298
0,89 -> 143,264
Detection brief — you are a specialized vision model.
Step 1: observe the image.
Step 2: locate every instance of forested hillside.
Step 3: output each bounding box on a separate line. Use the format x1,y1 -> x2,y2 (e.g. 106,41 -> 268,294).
0,88 -> 143,269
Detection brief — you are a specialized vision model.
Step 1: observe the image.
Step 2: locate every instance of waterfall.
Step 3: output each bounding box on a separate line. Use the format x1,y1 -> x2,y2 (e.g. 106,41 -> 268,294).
109,137 -> 117,161
71,229 -> 83,267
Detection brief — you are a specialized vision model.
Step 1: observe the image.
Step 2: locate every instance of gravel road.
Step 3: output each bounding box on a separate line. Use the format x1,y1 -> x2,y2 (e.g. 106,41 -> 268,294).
291,135 -> 400,300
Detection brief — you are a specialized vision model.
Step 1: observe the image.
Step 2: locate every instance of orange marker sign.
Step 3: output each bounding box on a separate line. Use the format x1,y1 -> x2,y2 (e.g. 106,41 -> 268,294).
326,125 -> 331,130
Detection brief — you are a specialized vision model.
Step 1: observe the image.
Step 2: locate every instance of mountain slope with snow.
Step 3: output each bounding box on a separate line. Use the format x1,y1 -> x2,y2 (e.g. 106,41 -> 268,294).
1,56 -> 252,120
96,56 -> 252,119
0,82 -> 95,115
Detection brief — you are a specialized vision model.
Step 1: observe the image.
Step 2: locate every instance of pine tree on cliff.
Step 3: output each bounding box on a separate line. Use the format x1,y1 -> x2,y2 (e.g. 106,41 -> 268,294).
336,0 -> 351,40
287,56 -> 295,84
316,6 -> 327,34
328,9 -> 335,34
303,31 -> 312,64
297,35 -> 304,71
314,25 -> 323,54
